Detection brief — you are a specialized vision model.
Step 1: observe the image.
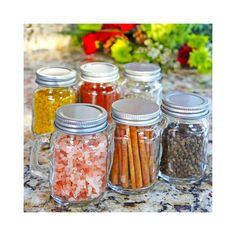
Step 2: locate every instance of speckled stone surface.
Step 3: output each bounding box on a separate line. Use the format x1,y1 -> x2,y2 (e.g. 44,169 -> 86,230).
24,49 -> 212,212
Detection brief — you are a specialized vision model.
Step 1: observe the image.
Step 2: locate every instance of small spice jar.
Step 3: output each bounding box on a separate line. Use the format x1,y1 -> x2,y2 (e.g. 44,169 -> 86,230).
120,62 -> 162,105
79,62 -> 120,121
109,98 -> 162,194
31,103 -> 114,206
32,67 -> 78,135
159,92 -> 210,184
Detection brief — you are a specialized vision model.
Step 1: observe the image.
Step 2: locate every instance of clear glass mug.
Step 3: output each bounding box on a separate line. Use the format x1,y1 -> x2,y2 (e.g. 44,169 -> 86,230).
79,62 -> 120,122
159,114 -> 209,184
30,103 -> 115,206
108,98 -> 163,194
159,92 -> 210,184
30,67 -> 78,177
109,123 -> 162,194
120,62 -> 162,105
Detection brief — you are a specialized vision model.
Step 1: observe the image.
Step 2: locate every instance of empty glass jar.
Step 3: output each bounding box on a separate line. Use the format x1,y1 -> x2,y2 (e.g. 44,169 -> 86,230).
30,67 -> 78,177
31,103 -> 114,206
120,62 -> 162,105
108,98 -> 162,194
159,92 -> 210,184
79,62 -> 120,121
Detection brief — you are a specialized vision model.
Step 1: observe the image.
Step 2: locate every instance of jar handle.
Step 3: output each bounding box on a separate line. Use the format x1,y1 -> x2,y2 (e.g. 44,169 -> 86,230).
30,135 -> 49,180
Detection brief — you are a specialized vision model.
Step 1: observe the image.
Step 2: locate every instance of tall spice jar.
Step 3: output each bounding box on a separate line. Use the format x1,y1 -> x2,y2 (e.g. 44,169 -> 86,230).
109,98 -> 163,194
30,67 -> 78,177
30,103 -> 114,206
79,62 -> 120,122
120,62 -> 162,105
159,92 -> 210,184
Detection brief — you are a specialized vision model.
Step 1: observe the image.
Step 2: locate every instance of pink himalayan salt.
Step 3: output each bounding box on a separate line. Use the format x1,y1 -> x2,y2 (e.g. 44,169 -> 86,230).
51,133 -> 108,202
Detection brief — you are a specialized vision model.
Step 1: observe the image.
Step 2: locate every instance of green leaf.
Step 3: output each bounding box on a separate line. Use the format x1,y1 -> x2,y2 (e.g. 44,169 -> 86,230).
141,24 -> 194,49
189,48 -> 212,73
187,34 -> 209,49
78,24 -> 102,31
111,39 -> 132,63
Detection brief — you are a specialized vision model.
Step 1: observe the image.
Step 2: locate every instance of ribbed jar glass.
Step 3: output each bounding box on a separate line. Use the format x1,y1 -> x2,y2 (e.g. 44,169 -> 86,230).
49,104 -> 114,206
108,98 -> 162,195
79,62 -> 120,122
120,63 -> 162,105
159,92 -> 210,184
32,67 -> 78,136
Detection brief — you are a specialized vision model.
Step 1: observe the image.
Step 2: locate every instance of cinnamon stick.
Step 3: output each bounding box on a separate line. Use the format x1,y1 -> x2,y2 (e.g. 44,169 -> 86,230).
110,140 -> 120,185
138,127 -> 150,187
148,129 -> 155,182
130,126 -> 143,188
116,126 -> 122,185
119,125 -> 129,188
127,126 -> 136,189
144,129 -> 150,163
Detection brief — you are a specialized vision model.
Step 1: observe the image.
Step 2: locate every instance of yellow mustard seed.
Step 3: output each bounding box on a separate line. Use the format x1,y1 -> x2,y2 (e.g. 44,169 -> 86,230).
33,87 -> 76,135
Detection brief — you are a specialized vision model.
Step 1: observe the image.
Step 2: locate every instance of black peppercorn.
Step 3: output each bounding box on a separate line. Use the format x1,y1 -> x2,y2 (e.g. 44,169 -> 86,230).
160,122 -> 208,179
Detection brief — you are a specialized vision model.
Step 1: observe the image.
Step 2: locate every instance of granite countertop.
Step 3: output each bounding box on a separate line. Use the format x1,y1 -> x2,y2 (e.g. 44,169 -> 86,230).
24,49 -> 212,212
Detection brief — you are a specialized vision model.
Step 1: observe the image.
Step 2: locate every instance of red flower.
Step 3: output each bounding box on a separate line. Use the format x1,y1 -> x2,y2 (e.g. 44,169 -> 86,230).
82,33 -> 97,54
95,31 -> 123,42
82,25 -> 135,54
102,24 -> 137,32
177,44 -> 193,66
82,31 -> 125,54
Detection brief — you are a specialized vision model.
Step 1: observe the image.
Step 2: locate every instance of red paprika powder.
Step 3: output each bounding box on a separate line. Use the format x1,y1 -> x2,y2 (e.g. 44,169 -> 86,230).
79,62 -> 120,120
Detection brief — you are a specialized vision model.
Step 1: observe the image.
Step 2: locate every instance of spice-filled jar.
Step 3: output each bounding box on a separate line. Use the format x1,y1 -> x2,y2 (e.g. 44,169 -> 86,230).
159,92 -> 210,184
120,62 -> 162,105
30,67 -> 78,177
32,67 -> 78,135
79,62 -> 120,121
30,103 -> 114,206
109,98 -> 162,194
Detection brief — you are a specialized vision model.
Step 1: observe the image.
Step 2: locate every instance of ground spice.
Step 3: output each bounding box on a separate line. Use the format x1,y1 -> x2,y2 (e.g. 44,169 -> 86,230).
33,88 -> 76,135
79,82 -> 120,120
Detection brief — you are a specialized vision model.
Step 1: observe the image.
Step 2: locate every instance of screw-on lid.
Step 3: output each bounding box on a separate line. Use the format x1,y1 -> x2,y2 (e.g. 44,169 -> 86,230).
161,92 -> 210,120
80,62 -> 119,83
36,67 -> 77,87
112,98 -> 160,126
54,104 -> 108,135
123,62 -> 161,82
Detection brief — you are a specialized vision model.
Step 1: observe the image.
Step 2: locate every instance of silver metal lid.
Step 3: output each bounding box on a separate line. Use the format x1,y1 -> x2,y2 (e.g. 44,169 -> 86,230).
161,92 -> 210,120
112,98 -> 160,126
80,62 -> 119,83
36,67 -> 78,87
54,103 -> 108,135
123,62 -> 161,82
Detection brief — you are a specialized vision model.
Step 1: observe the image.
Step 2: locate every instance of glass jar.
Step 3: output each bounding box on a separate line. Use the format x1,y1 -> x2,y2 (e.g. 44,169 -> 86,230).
30,103 -> 114,206
79,62 -> 120,121
159,92 -> 210,184
108,98 -> 162,194
32,67 -> 78,135
30,67 -> 78,177
120,62 -> 162,105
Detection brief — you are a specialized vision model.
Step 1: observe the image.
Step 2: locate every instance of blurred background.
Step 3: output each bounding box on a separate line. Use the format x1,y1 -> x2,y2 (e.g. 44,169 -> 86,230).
24,24 -> 212,74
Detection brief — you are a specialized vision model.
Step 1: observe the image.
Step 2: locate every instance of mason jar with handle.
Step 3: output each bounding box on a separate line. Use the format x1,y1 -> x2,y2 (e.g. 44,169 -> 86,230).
120,62 -> 162,105
108,98 -> 163,195
79,62 -> 120,122
30,103 -> 114,206
30,67 -> 78,178
159,92 -> 210,184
